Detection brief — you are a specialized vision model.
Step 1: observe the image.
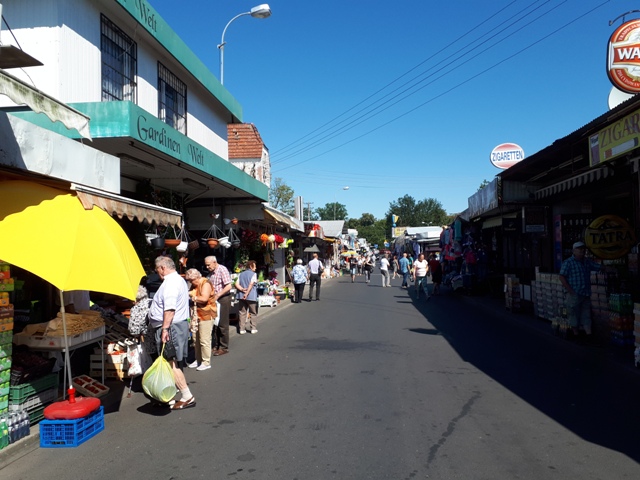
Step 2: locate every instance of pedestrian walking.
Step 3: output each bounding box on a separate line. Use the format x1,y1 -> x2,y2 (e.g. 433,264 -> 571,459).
349,255 -> 358,283
148,256 -> 195,409
307,253 -> 323,301
380,254 -> 391,287
413,253 -> 430,299
399,252 -> 411,289
364,255 -> 374,283
428,254 -> 442,295
392,254 -> 400,279
292,259 -> 308,303
205,255 -> 232,356
236,260 -> 258,334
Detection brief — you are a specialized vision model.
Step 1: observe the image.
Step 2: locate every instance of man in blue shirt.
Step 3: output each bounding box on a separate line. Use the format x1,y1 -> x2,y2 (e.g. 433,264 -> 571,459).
399,252 -> 411,289
559,241 -> 602,338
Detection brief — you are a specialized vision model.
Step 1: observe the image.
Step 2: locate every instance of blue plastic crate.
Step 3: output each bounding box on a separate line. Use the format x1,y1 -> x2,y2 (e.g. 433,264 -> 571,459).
39,406 -> 104,448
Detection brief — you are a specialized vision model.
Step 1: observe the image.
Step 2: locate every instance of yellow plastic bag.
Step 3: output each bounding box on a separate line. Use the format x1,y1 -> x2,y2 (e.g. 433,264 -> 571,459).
142,344 -> 177,403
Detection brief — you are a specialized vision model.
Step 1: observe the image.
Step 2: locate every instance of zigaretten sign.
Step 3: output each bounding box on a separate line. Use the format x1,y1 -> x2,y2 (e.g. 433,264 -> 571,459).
589,106 -> 640,166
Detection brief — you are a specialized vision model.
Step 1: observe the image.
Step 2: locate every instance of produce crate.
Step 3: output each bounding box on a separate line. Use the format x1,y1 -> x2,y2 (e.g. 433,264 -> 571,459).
9,386 -> 57,412
13,324 -> 105,349
29,406 -> 45,425
9,373 -> 58,403
90,354 -> 128,380
40,406 -> 104,448
72,376 -> 109,398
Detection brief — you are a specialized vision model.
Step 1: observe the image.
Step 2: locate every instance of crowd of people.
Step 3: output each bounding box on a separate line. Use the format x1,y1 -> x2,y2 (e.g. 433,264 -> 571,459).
127,249 -> 448,411
127,254 -> 263,411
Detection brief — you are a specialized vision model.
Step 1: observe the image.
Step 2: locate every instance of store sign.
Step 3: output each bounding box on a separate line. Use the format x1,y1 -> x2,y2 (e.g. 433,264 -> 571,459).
522,206 -> 545,233
607,19 -> 640,94
585,214 -> 636,259
589,106 -> 640,166
392,226 -> 407,238
490,143 -> 525,169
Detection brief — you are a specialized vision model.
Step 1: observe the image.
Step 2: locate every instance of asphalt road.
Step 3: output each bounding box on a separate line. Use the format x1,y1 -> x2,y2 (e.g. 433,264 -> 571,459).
3,272 -> 640,479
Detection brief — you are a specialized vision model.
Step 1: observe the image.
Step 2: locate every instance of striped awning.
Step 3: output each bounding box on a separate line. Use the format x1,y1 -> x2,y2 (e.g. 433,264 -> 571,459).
72,184 -> 182,226
535,166 -> 612,200
0,69 -> 91,140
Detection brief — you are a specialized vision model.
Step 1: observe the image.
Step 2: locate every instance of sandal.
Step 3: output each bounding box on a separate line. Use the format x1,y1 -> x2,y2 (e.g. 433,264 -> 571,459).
170,397 -> 196,410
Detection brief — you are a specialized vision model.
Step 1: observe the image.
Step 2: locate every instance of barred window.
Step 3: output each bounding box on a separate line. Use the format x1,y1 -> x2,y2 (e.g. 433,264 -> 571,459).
100,15 -> 137,102
158,62 -> 187,134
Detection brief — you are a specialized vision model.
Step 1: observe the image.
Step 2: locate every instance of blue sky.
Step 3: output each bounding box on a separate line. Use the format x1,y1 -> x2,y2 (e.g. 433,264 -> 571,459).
150,0 -> 635,220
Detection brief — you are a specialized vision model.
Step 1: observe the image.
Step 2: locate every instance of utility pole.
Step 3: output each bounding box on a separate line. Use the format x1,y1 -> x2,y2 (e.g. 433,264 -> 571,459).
304,202 -> 314,221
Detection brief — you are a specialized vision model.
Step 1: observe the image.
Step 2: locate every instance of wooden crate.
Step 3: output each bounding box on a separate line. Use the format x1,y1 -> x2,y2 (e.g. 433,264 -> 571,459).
90,354 -> 128,380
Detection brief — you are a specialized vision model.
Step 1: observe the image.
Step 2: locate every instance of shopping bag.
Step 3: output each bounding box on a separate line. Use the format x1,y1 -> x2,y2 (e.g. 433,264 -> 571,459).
126,343 -> 152,376
213,301 -> 221,326
142,344 -> 177,403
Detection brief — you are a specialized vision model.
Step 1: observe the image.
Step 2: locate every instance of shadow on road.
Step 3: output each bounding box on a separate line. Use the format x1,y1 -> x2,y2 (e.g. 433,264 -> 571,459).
404,286 -> 640,464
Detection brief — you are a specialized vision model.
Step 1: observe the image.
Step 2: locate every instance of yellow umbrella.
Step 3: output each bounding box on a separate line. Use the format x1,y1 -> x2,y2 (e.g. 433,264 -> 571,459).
0,181 -> 144,300
0,180 -> 145,399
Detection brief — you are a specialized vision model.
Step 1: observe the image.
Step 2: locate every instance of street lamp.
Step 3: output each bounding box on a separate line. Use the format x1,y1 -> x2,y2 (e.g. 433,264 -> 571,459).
334,186 -> 350,220
218,4 -> 272,85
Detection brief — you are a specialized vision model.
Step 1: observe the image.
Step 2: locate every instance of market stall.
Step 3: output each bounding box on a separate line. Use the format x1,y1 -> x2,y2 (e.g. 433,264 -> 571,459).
0,180 -> 144,449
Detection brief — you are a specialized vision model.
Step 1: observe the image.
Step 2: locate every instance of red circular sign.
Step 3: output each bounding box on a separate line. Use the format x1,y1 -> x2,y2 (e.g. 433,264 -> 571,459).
490,143 -> 525,169
607,19 -> 640,94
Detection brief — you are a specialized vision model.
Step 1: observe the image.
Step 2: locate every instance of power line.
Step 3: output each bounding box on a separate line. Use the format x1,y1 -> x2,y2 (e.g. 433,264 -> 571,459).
270,0 -> 549,164
273,0 -> 610,173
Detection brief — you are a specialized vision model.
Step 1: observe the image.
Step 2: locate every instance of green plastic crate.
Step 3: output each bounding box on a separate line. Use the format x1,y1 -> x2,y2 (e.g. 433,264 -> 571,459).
9,373 -> 58,403
28,406 -> 45,425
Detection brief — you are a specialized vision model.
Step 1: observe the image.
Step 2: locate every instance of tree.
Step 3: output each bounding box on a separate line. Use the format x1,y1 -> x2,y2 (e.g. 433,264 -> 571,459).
315,202 -> 348,220
359,213 -> 376,226
478,179 -> 490,190
269,177 -> 294,215
358,219 -> 387,248
385,195 -> 448,230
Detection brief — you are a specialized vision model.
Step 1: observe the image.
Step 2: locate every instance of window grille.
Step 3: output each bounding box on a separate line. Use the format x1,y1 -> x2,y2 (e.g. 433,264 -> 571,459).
158,62 -> 187,134
100,14 -> 137,102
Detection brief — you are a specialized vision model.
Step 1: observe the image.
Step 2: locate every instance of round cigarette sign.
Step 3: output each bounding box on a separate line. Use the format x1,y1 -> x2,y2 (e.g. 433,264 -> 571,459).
490,143 -> 525,169
607,19 -> 640,94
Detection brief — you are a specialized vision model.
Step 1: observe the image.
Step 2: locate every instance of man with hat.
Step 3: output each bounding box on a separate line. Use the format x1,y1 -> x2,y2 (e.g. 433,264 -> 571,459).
559,241 -> 603,339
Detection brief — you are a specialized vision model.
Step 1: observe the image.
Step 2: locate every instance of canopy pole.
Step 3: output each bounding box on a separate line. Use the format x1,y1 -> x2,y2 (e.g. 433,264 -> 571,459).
59,290 -> 76,403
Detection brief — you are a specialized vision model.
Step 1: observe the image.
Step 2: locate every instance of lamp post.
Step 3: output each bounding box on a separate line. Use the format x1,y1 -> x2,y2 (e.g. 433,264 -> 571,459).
334,186 -> 350,220
218,4 -> 272,85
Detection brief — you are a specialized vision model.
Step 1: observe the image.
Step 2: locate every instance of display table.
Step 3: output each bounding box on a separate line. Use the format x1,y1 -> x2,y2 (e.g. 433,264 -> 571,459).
17,333 -> 105,399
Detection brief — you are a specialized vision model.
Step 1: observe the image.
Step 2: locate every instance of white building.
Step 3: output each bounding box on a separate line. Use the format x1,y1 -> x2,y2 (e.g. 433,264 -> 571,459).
0,0 -> 277,230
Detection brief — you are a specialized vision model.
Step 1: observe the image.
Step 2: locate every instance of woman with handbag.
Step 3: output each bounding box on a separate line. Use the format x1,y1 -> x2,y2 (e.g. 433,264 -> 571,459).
292,259 -> 308,303
364,255 -> 374,284
185,268 -> 216,371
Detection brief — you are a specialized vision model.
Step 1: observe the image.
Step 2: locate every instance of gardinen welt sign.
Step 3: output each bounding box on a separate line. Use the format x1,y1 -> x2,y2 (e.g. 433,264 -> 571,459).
607,19 -> 640,94
589,106 -> 640,166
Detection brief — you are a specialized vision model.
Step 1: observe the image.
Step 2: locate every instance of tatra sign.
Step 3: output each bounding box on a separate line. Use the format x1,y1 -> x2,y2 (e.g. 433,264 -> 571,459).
584,215 -> 636,259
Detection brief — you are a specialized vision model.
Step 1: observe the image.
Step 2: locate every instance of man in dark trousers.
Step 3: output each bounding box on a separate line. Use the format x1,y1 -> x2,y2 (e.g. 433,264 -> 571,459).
307,253 -> 323,301
205,256 -> 232,356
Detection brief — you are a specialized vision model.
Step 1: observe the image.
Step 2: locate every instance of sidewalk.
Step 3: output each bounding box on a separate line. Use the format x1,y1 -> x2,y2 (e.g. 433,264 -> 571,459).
0,298 -> 294,467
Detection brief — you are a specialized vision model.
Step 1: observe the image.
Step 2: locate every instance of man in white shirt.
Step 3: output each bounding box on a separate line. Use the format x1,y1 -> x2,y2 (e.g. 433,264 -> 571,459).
412,253 -> 430,300
380,254 -> 391,287
307,253 -> 323,301
149,256 -> 194,409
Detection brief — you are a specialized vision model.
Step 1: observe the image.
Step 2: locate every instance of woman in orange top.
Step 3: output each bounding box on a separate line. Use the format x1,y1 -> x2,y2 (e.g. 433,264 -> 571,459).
185,268 -> 217,371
